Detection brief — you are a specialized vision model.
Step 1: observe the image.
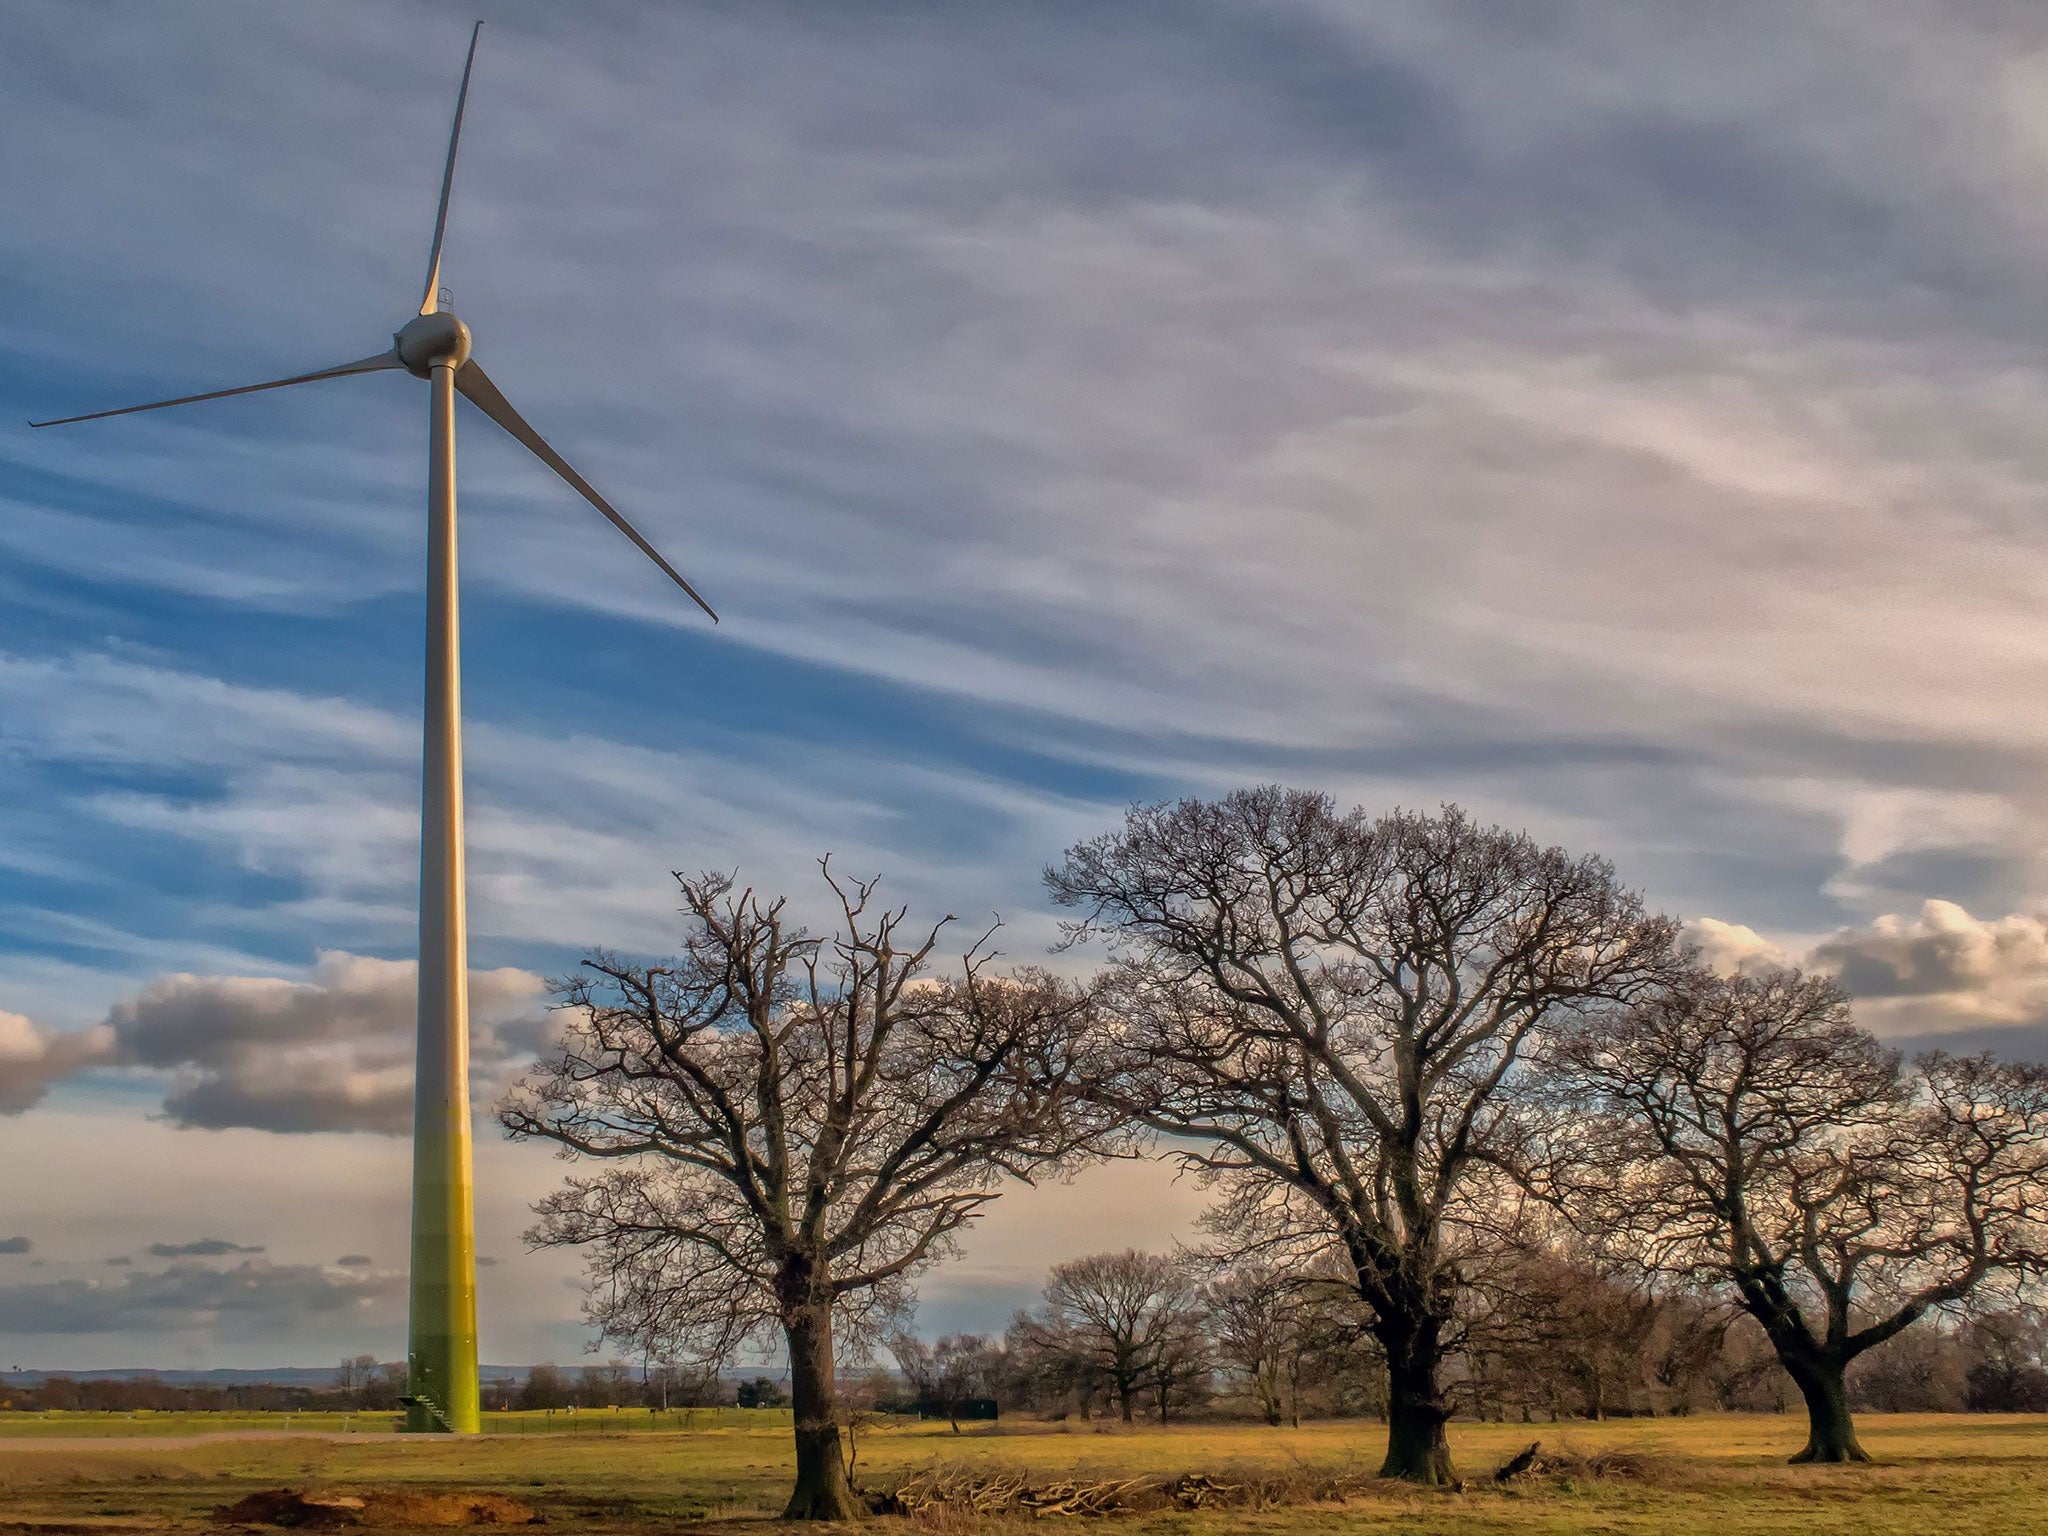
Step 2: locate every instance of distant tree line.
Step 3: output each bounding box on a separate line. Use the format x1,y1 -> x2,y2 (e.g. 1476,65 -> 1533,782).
0,1359 -> 783,1416
882,1250 -> 2048,1430
502,787 -> 2048,1517
10,1294 -> 2038,1422
0,1376 -> 347,1414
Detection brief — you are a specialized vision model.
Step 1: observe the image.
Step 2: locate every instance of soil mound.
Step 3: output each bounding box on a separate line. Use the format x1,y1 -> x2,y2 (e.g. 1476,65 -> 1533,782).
214,1487 -> 539,1528
214,1491 -> 364,1529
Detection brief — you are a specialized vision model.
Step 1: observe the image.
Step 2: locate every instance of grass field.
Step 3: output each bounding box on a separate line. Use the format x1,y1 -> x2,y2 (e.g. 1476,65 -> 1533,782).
2,1412 -> 2045,1533
0,1408 -> 772,1439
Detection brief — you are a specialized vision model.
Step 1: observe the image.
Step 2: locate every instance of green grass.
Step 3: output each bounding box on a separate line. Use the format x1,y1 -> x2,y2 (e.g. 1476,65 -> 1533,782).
2,1412 -> 2045,1533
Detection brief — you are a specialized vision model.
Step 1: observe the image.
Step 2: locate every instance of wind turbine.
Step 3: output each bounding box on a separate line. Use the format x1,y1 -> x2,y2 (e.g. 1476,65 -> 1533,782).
29,23 -> 715,1434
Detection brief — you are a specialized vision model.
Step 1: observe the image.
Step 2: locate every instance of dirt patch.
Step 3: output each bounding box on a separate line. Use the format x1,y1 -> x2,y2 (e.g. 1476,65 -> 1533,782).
214,1491 -> 364,1530
214,1488 -> 539,1528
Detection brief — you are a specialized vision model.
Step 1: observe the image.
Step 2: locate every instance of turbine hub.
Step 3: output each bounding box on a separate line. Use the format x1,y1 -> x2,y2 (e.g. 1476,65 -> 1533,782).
395,311 -> 472,377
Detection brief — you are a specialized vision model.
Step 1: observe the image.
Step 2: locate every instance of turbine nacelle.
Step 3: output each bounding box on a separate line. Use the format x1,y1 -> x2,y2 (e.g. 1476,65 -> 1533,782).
395,311 -> 472,377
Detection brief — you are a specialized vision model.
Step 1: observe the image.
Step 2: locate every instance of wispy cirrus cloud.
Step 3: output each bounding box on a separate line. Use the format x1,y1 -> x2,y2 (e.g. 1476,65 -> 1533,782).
14,0 -> 2048,1361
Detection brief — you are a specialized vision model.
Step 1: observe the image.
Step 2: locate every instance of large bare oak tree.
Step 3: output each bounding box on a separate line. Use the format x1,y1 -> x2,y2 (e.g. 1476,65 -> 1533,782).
1564,966 -> 2048,1462
502,866 -> 1121,1519
1047,788 -> 1679,1482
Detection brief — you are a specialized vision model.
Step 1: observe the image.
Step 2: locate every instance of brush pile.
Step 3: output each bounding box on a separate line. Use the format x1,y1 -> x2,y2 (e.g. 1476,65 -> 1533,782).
1493,1441 -> 1665,1484
875,1463 -> 1380,1517
885,1469 -> 1150,1517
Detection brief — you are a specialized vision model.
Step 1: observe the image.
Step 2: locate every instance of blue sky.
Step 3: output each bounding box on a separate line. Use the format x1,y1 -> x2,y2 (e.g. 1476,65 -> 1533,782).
8,0 -> 2048,1368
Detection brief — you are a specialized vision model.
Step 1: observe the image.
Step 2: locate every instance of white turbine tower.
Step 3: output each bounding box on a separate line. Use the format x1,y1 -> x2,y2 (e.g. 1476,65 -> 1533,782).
30,23 -> 715,1433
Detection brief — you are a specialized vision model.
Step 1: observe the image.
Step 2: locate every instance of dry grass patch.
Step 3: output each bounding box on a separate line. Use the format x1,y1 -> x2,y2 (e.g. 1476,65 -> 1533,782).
4,1414 -> 2048,1534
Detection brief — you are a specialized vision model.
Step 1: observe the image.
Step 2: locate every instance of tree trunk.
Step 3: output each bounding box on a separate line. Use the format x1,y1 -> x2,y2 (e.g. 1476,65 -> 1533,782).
1377,1315 -> 1454,1484
782,1301 -> 858,1520
1785,1356 -> 1869,1465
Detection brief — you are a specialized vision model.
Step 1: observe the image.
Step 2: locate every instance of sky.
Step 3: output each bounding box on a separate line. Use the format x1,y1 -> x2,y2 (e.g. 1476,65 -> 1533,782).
7,0 -> 2048,1370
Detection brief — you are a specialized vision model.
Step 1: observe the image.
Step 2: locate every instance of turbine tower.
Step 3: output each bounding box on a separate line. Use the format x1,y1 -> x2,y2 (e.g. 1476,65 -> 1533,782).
29,24 -> 715,1434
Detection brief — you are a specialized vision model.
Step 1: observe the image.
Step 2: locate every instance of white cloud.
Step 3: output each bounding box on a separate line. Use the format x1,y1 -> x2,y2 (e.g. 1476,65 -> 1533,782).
1810,899 -> 2048,1036
1684,898 -> 2048,1050
0,1010 -> 115,1115
0,651 -> 409,772
1686,917 -> 1791,977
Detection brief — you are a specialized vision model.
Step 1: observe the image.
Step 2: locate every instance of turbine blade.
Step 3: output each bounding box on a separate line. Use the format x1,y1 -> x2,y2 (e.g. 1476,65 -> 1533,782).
419,22 -> 483,316
29,350 -> 404,428
455,359 -> 718,623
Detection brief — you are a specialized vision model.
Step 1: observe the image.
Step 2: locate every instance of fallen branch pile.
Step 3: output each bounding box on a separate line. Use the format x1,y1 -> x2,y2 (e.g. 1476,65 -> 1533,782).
875,1464 -> 1380,1518
875,1444 -> 1664,1520
1493,1441 -> 1664,1484
886,1469 -> 1150,1517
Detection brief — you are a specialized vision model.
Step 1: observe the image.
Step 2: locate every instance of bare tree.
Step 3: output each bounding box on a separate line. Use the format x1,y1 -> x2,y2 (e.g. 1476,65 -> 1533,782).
1048,789 -> 1678,1481
1147,1300 -> 1214,1423
333,1354 -> 379,1408
517,1363 -> 567,1411
1471,1238 -> 1733,1421
1013,1250 -> 1203,1423
579,1360 -> 633,1408
1565,967 -> 2048,1462
1002,1307 -> 1101,1418
640,1356 -> 722,1410
502,865 -> 1121,1519
1962,1309 -> 2048,1412
888,1332 -> 1005,1429
1205,1264 -> 1324,1426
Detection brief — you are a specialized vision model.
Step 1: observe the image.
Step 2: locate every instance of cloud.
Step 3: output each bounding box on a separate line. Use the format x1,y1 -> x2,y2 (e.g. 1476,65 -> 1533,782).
0,1259 -> 402,1338
0,1010 -> 115,1115
0,1237 -> 30,1255
1689,899 -> 2048,1057
1880,1019 -> 2048,1067
0,646 -> 1110,1001
1686,917 -> 1791,977
106,951 -> 554,1135
21,0 -> 2048,1357
146,1238 -> 264,1258
1808,900 -> 2048,1039
33,6 -> 2048,1080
